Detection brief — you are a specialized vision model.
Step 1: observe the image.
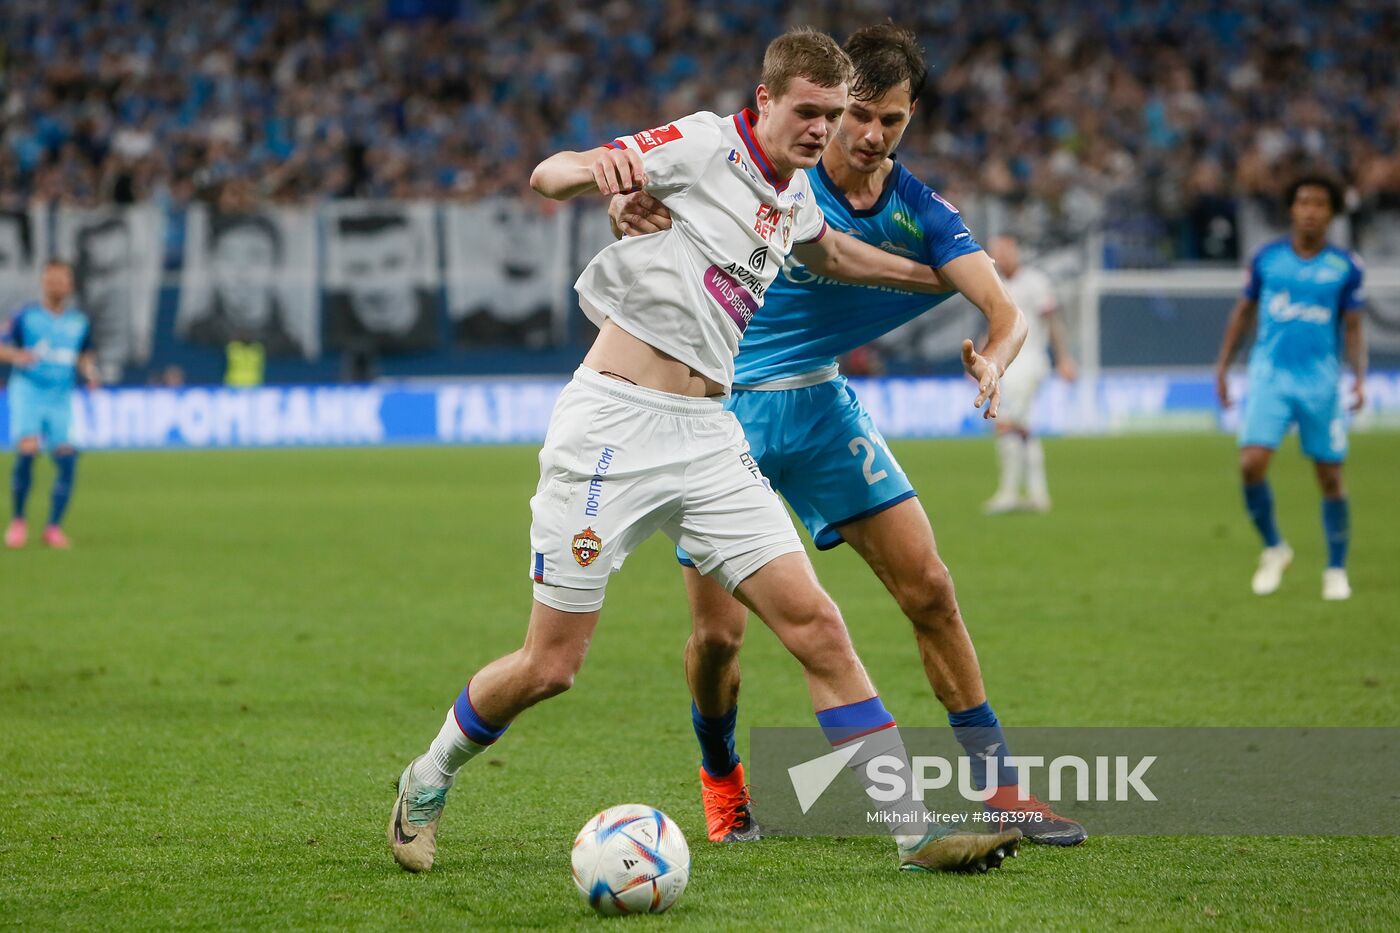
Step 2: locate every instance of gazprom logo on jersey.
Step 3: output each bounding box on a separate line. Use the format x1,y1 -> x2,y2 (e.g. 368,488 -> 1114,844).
1266,291 -> 1332,325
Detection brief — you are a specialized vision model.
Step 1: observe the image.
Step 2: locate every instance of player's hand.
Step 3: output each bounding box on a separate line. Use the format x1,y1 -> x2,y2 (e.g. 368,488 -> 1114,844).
1350,381 -> 1366,412
961,338 -> 1001,419
1215,368 -> 1232,408
612,191 -> 672,236
591,148 -> 647,196
1057,358 -> 1079,382
11,349 -> 37,367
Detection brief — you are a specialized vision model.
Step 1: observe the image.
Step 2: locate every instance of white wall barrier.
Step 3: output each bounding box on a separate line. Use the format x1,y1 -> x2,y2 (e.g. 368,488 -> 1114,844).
1,372 -> 1397,450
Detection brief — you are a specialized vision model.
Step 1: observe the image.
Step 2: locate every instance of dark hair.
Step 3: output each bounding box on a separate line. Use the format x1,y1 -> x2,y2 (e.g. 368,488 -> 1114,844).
761,27 -> 853,100
43,258 -> 72,271
844,23 -> 928,104
211,212 -> 283,261
1285,172 -> 1345,215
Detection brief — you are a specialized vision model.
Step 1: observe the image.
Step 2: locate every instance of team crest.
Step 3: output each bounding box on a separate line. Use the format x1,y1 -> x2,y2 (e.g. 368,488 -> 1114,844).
781,207 -> 795,249
571,527 -> 602,567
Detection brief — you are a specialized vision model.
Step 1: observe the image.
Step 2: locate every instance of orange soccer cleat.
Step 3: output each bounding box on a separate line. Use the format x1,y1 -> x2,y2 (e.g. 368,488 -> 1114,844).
700,763 -> 760,843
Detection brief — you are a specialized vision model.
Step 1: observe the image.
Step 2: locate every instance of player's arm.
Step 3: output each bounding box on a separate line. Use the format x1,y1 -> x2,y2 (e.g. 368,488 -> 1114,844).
792,229 -> 955,295
1213,296 -> 1258,408
1343,309 -> 1367,412
0,317 -> 36,366
0,343 -> 37,366
78,350 -> 101,389
936,250 -> 1029,419
1047,305 -> 1077,381
531,147 -> 648,201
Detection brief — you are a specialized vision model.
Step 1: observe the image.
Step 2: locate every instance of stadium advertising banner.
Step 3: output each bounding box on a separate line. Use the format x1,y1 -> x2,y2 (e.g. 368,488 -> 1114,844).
1,372 -> 1397,450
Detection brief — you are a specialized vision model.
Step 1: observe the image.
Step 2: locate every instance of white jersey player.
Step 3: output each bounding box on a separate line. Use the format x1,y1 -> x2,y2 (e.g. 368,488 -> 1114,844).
387,28 -> 1023,878
984,233 -> 1077,513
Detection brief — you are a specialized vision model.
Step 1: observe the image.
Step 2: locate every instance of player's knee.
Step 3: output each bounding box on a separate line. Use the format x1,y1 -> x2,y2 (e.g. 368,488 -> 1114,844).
1318,470 -> 1345,498
520,651 -> 582,701
895,560 -> 960,629
690,622 -> 744,664
54,444 -> 76,457
1240,451 -> 1269,484
17,437 -> 40,456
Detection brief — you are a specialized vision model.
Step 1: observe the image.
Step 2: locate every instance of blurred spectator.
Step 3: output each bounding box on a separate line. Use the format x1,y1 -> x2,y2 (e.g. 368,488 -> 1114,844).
0,0 -> 1394,261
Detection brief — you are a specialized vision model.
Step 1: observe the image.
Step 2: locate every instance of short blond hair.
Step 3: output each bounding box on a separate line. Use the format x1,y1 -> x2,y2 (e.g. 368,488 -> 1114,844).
760,27 -> 853,100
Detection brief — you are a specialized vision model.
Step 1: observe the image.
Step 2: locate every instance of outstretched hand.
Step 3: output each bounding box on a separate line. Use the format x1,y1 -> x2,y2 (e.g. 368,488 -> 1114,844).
962,339 -> 1002,419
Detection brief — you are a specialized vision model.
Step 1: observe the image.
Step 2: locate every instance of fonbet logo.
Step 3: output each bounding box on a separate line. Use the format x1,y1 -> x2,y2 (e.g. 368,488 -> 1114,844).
787,745 -> 1157,814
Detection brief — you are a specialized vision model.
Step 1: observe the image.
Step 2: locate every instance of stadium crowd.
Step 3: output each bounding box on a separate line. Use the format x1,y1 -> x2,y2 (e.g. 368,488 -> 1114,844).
1,0 -> 1398,254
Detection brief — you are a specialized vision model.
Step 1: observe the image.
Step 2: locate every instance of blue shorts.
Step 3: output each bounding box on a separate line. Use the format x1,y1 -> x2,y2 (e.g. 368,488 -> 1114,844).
678,376 -> 914,564
1239,379 -> 1346,463
8,379 -> 75,448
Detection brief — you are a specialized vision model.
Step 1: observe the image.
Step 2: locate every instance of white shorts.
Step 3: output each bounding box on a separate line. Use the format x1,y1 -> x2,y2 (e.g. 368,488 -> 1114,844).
529,367 -> 803,611
997,358 -> 1047,426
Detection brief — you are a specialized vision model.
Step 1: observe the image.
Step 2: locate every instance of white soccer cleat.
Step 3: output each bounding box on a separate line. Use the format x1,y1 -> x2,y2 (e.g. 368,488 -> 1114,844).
1250,543 -> 1293,595
982,494 -> 1021,515
388,757 -> 451,872
1024,495 -> 1052,513
1322,568 -> 1351,601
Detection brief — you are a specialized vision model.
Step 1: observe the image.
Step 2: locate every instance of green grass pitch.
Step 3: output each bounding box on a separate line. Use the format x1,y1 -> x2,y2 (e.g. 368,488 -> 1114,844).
2,433 -> 1397,930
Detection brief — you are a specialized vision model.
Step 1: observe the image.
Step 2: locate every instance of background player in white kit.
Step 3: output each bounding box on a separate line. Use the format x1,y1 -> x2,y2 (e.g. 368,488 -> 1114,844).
983,234 -> 1077,514
387,29 -> 1023,876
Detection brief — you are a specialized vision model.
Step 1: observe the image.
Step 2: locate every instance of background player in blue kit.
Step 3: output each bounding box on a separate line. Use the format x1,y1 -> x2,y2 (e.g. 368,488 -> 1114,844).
1215,174 -> 1368,601
1,259 -> 99,550
614,24 -> 1086,845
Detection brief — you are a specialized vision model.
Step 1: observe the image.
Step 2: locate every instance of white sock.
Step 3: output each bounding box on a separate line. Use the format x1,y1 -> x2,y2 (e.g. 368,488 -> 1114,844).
834,725 -> 932,847
995,433 -> 1024,500
411,709 -> 489,788
1025,437 -> 1048,501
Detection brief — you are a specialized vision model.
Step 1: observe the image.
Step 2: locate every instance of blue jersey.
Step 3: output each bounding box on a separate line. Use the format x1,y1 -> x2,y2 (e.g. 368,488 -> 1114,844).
733,159 -> 982,384
1243,239 -> 1365,392
3,302 -> 93,393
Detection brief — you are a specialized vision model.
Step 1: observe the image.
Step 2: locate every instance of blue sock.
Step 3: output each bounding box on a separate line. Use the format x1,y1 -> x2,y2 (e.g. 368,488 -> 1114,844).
948,701 -> 1019,792
452,681 -> 508,746
1322,497 -> 1349,569
11,453 -> 34,519
692,703 -> 739,778
1243,481 -> 1282,548
48,452 -> 76,527
815,695 -> 894,745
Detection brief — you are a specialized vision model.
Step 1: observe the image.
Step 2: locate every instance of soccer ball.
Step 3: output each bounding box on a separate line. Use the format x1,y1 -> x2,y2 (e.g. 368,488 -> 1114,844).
571,804 -> 690,916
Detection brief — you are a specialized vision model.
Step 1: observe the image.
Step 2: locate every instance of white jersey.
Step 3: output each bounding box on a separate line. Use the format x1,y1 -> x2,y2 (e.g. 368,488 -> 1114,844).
574,109 -> 829,389
1002,265 -> 1057,368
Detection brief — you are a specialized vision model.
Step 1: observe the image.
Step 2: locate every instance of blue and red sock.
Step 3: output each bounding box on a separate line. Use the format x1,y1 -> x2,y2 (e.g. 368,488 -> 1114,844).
453,681 -> 508,747
948,701 -> 1020,792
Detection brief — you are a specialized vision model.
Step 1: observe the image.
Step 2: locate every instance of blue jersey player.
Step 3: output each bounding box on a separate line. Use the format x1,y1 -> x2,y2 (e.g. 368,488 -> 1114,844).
1215,175 -> 1367,600
1,260 -> 99,549
613,25 -> 1086,846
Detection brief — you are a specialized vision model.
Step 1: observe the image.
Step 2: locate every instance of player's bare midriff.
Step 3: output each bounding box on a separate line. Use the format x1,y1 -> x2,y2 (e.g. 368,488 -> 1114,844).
582,318 -> 726,398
